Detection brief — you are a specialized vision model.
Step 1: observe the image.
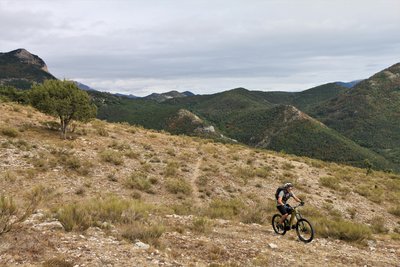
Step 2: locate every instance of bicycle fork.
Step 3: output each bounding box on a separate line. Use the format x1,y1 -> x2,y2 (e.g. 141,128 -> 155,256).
288,210 -> 297,229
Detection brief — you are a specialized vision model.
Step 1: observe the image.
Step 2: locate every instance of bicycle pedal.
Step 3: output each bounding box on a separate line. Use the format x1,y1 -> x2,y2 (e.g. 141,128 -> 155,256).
285,226 -> 291,230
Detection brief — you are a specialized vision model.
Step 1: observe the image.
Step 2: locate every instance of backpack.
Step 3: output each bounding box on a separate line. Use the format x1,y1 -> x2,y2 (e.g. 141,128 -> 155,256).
275,186 -> 285,200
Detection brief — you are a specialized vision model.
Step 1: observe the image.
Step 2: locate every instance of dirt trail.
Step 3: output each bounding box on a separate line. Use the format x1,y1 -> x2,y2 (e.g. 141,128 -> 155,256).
190,158 -> 202,206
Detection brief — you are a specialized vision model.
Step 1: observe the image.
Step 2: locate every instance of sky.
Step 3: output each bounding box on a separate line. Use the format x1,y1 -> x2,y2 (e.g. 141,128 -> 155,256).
1,0 -> 400,96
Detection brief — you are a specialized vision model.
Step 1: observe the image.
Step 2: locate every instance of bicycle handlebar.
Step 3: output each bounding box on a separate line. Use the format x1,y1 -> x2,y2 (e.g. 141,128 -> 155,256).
292,203 -> 305,209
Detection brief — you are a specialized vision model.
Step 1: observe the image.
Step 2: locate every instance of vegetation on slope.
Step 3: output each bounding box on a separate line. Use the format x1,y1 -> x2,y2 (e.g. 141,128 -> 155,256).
0,101 -> 400,265
312,63 -> 400,166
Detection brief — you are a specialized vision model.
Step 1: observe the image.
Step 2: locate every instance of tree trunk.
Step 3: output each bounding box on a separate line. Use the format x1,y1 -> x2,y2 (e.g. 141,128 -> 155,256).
60,118 -> 69,139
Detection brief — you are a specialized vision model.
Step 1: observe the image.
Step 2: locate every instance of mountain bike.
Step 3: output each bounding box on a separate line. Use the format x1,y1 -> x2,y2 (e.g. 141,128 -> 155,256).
272,203 -> 314,243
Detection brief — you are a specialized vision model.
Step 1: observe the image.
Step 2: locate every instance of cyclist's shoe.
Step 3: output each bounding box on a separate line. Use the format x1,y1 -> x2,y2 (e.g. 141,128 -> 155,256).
285,225 -> 291,230
277,223 -> 284,231
291,225 -> 296,229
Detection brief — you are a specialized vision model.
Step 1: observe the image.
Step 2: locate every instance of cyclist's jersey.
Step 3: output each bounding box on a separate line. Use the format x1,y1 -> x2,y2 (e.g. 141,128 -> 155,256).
277,190 -> 292,206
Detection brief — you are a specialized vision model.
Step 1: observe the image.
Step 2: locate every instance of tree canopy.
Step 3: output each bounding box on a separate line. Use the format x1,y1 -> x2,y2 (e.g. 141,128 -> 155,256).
30,80 -> 97,138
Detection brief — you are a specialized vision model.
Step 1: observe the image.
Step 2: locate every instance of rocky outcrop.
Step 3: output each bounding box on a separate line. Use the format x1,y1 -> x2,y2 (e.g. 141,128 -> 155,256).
0,48 -> 55,88
9,49 -> 49,73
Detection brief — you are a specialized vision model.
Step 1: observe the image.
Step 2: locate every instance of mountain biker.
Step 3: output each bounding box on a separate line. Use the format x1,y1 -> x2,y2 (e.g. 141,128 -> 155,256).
276,182 -> 304,229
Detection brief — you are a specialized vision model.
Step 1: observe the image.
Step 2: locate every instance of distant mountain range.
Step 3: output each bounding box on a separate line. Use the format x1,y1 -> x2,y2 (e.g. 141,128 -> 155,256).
1,48 -> 399,171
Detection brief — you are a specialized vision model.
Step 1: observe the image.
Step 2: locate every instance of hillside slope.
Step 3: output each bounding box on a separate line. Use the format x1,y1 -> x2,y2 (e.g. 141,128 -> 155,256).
226,105 -> 392,169
312,63 -> 400,166
92,87 -> 395,171
0,102 -> 399,266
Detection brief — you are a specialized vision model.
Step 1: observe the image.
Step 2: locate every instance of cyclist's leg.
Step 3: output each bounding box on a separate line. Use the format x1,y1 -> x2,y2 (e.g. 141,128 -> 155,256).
277,205 -> 289,225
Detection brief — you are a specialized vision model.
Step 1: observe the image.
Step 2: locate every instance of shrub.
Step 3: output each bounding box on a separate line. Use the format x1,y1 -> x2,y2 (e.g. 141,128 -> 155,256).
55,197 -> 154,231
355,185 -> 384,204
99,150 -> 124,165
319,176 -> 341,191
121,221 -> 165,246
126,171 -> 153,193
165,161 -> 179,177
125,149 -> 140,159
389,205 -> 400,217
313,217 -> 372,242
0,127 -> 19,138
240,206 -> 265,225
369,216 -> 389,234
191,217 -> 212,233
96,127 -> 109,137
0,187 -> 43,235
205,198 -> 244,219
235,166 -> 255,184
42,257 -> 73,267
255,166 -> 271,179
166,178 -> 192,195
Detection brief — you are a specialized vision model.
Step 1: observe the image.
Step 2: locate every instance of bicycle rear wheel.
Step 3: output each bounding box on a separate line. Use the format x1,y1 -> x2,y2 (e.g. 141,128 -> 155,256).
272,214 -> 286,235
296,218 -> 314,243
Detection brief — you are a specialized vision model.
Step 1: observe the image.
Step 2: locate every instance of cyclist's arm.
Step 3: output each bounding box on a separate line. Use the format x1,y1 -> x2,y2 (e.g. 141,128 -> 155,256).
292,193 -> 301,203
277,196 -> 284,206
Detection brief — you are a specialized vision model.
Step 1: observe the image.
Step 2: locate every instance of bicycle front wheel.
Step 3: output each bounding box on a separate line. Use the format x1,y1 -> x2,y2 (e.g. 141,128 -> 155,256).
296,218 -> 314,243
272,214 -> 286,235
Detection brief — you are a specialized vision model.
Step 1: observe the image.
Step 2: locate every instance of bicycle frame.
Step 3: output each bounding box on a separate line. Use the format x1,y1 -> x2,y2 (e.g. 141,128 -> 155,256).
288,204 -> 303,227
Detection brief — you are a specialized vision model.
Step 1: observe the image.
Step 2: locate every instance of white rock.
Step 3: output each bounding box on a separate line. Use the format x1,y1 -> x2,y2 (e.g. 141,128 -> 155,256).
135,241 -> 150,250
268,243 -> 278,249
33,221 -> 64,231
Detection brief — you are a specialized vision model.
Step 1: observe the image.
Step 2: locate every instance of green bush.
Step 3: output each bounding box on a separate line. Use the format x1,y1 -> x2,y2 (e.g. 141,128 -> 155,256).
191,217 -> 212,233
55,197 -> 154,231
205,198 -> 244,219
389,205 -> 400,217
313,217 -> 372,242
369,216 -> 389,234
166,178 -> 192,195
319,176 -> 341,191
126,171 -> 153,193
165,161 -> 179,177
99,150 -> 124,165
121,221 -> 165,246
0,127 -> 19,138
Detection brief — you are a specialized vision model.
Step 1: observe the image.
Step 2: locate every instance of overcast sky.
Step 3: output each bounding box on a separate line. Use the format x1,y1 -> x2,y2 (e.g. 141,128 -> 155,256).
1,0 -> 400,96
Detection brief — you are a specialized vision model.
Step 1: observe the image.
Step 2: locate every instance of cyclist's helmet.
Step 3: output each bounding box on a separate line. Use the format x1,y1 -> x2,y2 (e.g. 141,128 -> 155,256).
284,182 -> 293,189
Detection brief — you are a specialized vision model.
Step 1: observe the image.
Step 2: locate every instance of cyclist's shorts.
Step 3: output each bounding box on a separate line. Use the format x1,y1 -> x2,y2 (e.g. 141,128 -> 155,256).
277,204 -> 292,215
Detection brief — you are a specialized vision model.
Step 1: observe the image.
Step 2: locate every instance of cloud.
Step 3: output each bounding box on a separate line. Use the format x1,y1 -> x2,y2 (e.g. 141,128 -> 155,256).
1,0 -> 400,95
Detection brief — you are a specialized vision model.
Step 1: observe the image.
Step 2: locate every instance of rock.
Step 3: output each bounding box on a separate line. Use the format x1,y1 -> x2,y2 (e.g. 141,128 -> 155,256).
33,221 -> 64,231
135,241 -> 150,250
268,243 -> 278,249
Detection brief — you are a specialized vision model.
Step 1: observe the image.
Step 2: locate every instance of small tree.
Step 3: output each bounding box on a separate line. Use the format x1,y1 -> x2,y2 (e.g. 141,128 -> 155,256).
30,80 -> 97,139
364,159 -> 373,175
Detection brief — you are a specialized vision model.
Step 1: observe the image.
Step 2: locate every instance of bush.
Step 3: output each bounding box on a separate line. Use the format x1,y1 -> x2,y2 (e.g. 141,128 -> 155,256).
369,216 -> 389,234
389,205 -> 400,217
55,197 -> 154,231
319,176 -> 341,191
126,171 -> 153,193
165,161 -> 179,177
0,187 -> 43,235
166,178 -> 192,195
313,217 -> 372,242
42,257 -> 73,267
235,166 -> 255,184
121,221 -> 165,246
99,150 -> 124,165
191,217 -> 212,233
0,127 -> 19,138
240,206 -> 266,224
205,198 -> 244,219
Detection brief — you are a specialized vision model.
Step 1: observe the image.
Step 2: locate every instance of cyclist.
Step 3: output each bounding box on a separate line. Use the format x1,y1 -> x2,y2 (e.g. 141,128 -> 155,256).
276,182 -> 304,229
